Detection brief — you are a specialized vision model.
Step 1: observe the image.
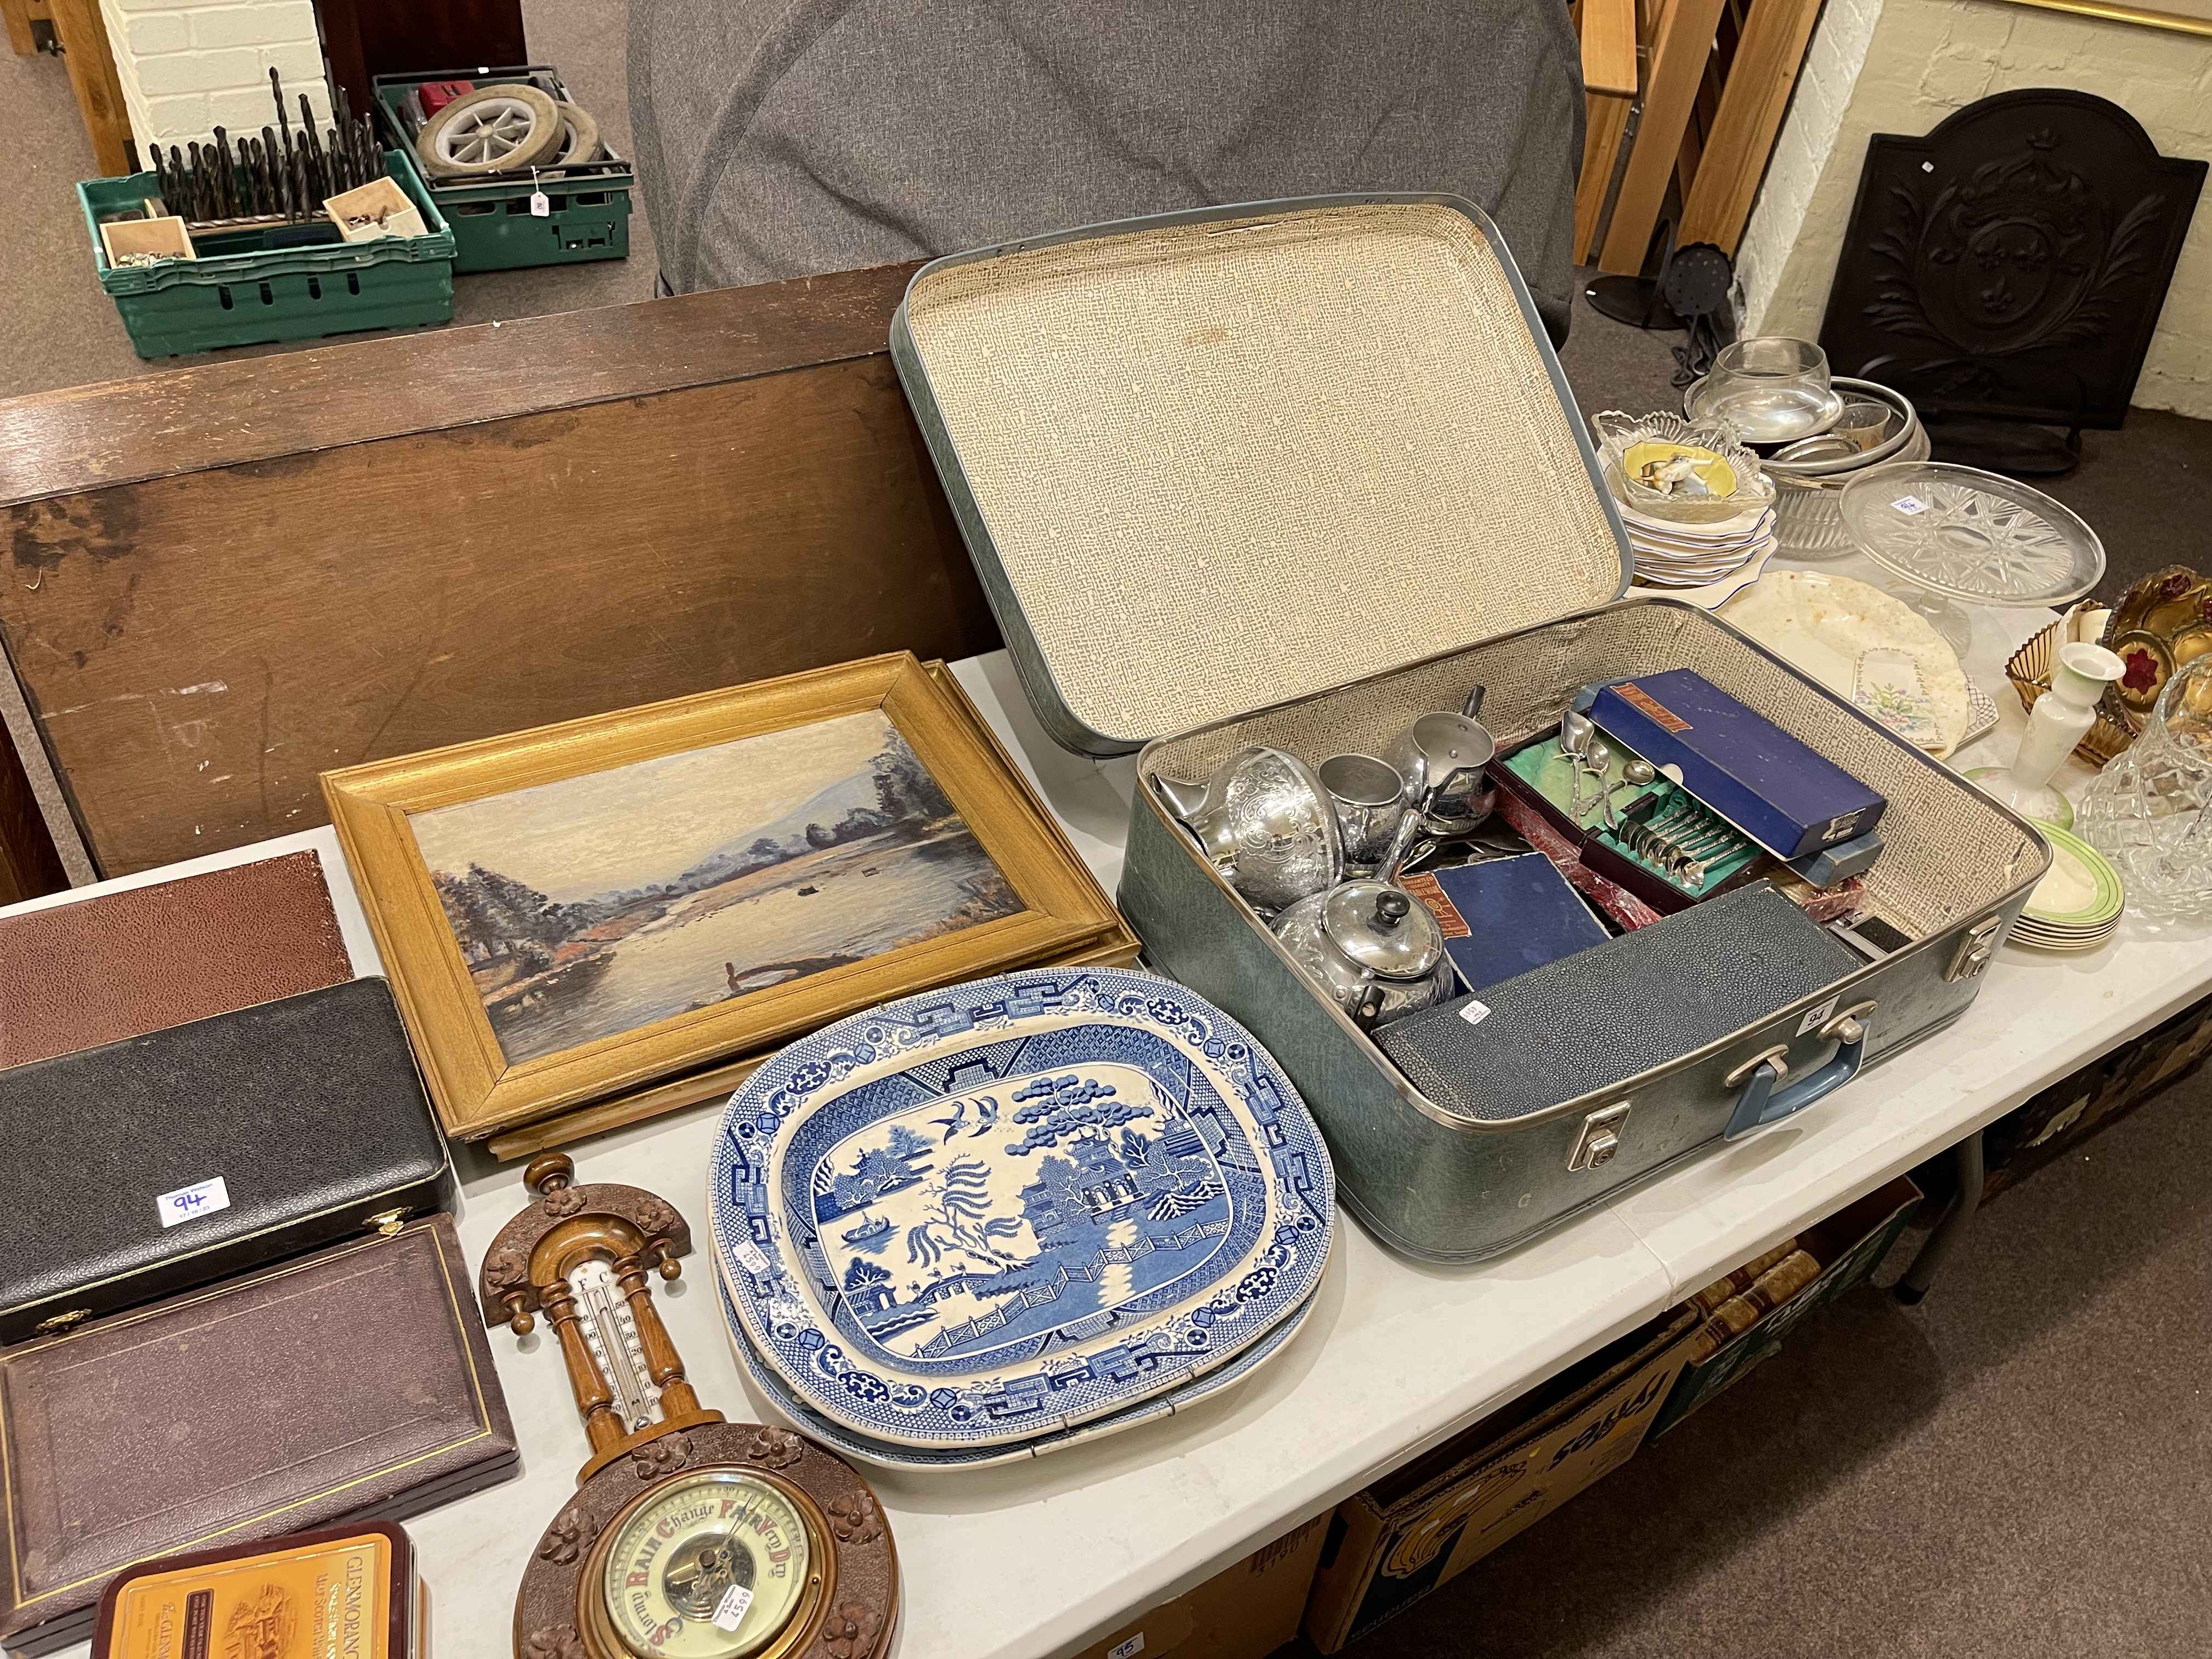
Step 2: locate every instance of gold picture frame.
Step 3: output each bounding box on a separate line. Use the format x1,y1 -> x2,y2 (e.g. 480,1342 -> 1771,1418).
324,653 -> 1127,1141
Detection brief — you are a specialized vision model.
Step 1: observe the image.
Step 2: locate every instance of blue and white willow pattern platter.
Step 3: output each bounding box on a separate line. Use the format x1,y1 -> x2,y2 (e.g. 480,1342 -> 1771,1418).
710,969 -> 1333,1448
717,1257 -> 1320,1470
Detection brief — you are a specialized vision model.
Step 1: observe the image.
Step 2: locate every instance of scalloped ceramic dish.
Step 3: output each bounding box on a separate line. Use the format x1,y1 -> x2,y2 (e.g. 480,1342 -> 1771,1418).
710,968 -> 1333,1449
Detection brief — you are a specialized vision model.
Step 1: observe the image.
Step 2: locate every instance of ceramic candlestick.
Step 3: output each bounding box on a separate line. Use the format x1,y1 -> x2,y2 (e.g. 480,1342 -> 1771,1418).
1980,642 -> 2125,825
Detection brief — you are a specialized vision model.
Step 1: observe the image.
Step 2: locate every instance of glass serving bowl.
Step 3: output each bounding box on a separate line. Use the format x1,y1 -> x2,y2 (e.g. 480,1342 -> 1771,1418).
1685,337 -> 1844,444
2077,656 -> 2212,919
1592,410 -> 1775,526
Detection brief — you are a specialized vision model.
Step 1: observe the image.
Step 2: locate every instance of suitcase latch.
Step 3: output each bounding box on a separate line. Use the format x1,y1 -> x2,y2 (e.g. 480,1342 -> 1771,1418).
1568,1101 -> 1633,1172
1945,913 -> 2004,983
366,1207 -> 410,1237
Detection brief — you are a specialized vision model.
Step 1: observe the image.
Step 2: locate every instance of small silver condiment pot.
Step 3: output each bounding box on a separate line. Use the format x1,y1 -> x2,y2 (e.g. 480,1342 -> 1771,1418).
1318,753 -> 1410,872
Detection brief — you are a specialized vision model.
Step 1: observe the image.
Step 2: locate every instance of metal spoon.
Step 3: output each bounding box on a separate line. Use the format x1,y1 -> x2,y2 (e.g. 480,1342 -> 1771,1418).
1582,738 -> 1621,833
1559,709 -> 1595,820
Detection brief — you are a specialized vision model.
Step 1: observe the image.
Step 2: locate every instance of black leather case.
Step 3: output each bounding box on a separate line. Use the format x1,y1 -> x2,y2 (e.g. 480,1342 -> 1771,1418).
0,978 -> 454,1344
1379,883 -> 1865,1123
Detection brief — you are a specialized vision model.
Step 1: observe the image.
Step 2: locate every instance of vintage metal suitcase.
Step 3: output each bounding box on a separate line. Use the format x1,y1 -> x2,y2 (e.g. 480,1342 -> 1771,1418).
891,195 -> 2050,1262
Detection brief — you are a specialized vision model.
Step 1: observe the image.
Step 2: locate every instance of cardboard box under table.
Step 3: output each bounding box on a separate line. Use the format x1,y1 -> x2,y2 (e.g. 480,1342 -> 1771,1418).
1647,1176 -> 1923,1441
890,193 -> 2051,1265
1070,1516 -> 1328,1659
1303,1304 -> 1697,1654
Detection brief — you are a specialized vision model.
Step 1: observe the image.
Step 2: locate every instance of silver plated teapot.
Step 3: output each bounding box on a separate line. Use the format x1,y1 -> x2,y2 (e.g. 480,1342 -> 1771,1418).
1155,746 -> 1342,913
1272,880 -> 1454,1029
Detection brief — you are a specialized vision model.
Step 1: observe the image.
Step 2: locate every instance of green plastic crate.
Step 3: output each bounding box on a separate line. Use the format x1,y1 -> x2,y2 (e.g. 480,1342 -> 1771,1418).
374,67 -> 634,273
80,148 -> 454,359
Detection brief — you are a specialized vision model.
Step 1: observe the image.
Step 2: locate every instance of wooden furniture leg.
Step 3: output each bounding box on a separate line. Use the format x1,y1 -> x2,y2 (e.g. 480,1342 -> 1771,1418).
3,0 -> 38,58
1575,93 -> 1635,265
1598,0 -> 1725,275
1680,0 -> 1824,255
1572,0 -> 1639,264
46,0 -> 132,177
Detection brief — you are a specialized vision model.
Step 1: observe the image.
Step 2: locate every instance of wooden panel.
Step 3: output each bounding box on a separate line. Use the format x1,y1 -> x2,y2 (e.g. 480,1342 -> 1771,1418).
1580,0 -> 1639,95
0,262 -> 925,504
0,714 -> 64,902
315,0 -> 526,112
1599,0 -> 1726,274
0,352 -> 992,876
47,0 -> 131,178
4,0 -> 38,58
1679,0 -> 1825,254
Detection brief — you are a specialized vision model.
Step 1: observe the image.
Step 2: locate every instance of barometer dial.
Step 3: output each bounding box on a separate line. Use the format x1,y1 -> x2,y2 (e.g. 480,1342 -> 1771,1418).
596,1470 -> 821,1659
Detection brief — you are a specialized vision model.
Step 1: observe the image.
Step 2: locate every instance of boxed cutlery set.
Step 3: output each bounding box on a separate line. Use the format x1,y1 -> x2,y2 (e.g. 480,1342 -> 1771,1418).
0,855 -> 516,1654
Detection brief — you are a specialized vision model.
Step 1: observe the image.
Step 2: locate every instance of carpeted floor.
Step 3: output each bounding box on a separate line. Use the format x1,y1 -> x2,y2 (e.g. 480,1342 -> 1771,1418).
5,22 -> 2212,1658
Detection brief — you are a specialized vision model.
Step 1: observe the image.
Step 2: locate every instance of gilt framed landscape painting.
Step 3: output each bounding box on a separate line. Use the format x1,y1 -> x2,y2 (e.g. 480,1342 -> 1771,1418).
323,654 -> 1124,1141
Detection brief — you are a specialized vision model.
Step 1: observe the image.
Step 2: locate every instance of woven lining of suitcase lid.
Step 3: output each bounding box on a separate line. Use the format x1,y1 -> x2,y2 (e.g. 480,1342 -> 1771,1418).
1142,602 -> 2047,943
902,200 -> 1626,749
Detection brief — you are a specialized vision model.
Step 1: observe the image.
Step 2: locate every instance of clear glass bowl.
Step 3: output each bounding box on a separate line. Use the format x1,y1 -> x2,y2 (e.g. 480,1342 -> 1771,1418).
1685,337 -> 1844,444
2077,656 -> 2212,919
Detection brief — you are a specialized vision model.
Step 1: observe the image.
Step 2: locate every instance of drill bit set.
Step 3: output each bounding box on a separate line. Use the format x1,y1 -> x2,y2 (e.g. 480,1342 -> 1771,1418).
125,69 -> 390,236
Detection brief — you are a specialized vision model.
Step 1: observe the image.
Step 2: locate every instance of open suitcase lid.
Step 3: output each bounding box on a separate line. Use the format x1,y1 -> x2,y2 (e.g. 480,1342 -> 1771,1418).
891,194 -> 1633,757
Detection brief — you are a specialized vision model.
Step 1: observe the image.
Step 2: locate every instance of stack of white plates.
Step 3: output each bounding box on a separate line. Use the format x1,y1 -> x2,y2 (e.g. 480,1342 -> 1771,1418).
710,967 -> 1335,1470
1618,499 -> 1778,606
2010,823 -> 2124,952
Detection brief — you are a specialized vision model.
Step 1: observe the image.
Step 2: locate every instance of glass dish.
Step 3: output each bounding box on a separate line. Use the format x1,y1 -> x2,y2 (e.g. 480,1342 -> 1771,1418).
1685,337 -> 1844,444
1838,462 -> 2106,606
1592,410 -> 1776,526
2077,655 -> 2212,919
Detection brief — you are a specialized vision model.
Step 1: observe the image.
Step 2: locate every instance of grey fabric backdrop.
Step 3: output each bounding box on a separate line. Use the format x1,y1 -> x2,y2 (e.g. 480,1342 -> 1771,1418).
629,1 -> 1585,335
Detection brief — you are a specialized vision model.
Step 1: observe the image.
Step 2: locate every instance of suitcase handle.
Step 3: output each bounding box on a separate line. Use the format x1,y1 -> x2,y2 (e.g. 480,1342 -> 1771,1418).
1722,1001 -> 1875,1141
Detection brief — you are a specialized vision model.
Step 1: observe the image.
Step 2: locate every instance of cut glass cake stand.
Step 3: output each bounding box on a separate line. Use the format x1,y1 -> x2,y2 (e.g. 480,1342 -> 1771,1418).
1838,461 -> 2106,657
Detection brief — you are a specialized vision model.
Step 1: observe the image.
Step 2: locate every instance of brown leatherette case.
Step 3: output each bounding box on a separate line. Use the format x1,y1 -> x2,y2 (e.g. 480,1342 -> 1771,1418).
0,850 -> 354,1069
0,1215 -> 516,1655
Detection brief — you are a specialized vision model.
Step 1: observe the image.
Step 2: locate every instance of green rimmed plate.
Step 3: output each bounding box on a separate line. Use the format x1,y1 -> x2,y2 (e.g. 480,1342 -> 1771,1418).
2022,822 -> 2124,929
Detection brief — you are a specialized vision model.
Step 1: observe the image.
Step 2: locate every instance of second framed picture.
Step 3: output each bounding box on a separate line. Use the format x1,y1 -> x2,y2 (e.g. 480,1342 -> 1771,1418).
325,653 -> 1128,1141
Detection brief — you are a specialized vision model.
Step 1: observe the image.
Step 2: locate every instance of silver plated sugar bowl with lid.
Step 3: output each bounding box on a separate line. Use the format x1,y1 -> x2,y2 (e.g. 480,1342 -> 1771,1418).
1271,881 -> 1455,1029
1155,746 -> 1343,913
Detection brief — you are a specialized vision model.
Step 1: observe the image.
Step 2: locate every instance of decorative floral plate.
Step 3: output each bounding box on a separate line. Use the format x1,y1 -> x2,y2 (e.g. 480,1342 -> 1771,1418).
1721,568 -> 1973,754
717,1256 -> 1319,1469
710,968 -> 1334,1449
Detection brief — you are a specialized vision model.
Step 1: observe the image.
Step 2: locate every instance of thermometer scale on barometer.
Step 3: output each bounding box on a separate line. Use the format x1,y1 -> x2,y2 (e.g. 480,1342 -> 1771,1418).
480,1155 -> 900,1659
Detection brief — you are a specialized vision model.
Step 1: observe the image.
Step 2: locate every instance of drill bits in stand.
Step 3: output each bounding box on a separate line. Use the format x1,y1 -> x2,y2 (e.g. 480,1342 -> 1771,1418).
133,69 -> 391,233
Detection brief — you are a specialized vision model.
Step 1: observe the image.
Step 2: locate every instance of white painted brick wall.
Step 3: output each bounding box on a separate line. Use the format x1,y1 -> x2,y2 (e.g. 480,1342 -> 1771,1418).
97,0 -> 330,151
1737,0 -> 2212,419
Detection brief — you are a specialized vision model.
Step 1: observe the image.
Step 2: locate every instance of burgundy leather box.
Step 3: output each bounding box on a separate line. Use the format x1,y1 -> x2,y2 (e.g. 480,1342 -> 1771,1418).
0,1215 -> 516,1655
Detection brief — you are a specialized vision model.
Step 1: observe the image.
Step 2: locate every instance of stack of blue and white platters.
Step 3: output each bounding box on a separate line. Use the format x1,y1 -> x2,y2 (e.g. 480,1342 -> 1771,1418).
709,967 -> 1336,1469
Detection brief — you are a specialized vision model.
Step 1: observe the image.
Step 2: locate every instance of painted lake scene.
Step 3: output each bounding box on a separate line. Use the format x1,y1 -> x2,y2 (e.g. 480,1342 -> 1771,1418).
408,709 -> 1022,1064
